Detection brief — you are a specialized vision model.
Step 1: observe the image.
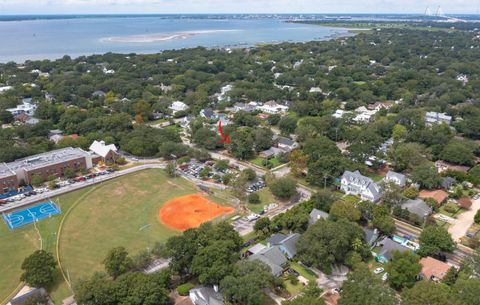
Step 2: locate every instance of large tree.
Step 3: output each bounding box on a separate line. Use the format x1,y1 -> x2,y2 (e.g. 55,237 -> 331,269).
220,261 -> 273,305
385,250 -> 422,289
20,250 -> 56,288
339,263 -> 396,305
411,162 -> 441,189
269,177 -> 297,199
103,247 -> 133,279
329,200 -> 361,223
297,219 -> 369,274
418,225 -> 455,257
402,281 -> 461,305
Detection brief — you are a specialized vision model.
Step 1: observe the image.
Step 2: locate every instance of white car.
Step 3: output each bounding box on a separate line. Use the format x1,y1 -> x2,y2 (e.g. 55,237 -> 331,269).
382,273 -> 388,281
246,214 -> 260,222
374,267 -> 384,274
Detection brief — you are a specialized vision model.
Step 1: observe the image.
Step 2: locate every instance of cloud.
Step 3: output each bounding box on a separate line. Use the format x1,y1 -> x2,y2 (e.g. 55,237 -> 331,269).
0,0 -> 478,14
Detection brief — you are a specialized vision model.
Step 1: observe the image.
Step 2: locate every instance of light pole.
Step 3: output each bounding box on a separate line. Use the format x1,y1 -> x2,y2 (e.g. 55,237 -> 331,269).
170,154 -> 177,178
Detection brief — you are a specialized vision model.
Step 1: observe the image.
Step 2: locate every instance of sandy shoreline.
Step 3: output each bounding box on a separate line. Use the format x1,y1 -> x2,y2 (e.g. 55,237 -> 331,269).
101,29 -> 242,43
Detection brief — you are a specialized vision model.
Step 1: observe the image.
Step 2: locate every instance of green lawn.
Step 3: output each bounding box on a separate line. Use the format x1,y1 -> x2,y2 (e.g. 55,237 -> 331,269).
284,279 -> 304,297
247,188 -> 276,214
438,205 -> 461,218
250,157 -> 282,169
290,262 -> 317,282
365,172 -> 383,182
0,169 -> 232,305
343,194 -> 361,205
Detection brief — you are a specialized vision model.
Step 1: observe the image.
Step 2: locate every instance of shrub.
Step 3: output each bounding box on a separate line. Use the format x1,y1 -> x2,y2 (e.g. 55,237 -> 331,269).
474,209 -> 480,224
443,203 -> 458,214
116,156 -> 127,165
248,193 -> 261,204
288,273 -> 299,285
30,174 -> 44,187
403,187 -> 419,199
177,283 -> 195,296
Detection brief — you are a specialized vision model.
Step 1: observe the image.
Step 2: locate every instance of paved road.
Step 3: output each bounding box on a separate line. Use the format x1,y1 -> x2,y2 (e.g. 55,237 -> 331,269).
394,219 -> 473,266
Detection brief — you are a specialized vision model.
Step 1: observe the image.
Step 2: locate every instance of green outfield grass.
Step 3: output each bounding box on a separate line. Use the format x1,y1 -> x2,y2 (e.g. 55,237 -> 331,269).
0,169 -> 233,305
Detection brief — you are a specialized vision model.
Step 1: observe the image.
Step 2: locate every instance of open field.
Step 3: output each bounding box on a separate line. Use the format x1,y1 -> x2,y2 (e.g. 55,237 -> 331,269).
0,169 -> 233,304
247,188 -> 276,214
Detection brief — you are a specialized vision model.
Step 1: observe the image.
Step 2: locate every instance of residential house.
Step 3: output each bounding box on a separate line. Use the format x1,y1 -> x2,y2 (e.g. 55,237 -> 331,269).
435,160 -> 470,173
259,147 -> 283,159
216,84 -> 232,102
0,86 -> 13,93
89,140 -> 118,162
92,90 -> 106,98
375,237 -> 411,263
233,102 -> 256,113
456,74 -> 469,85
48,129 -> 63,144
245,243 -> 267,257
441,177 -> 456,190
379,138 -> 394,154
169,101 -> 189,114
7,99 -> 37,116
248,246 -> 288,276
309,208 -> 329,225
457,197 -> 473,210
341,170 -> 383,202
419,257 -> 452,282
276,137 -> 298,153
309,87 -> 323,93
217,114 -> 230,126
425,112 -> 452,126
367,102 -> 393,111
384,171 -> 407,187
400,198 -> 433,220
419,190 -> 448,205
257,101 -> 289,114
267,233 -> 300,259
189,286 -> 224,305
332,109 -> 351,119
200,108 -> 217,120
353,106 -> 377,123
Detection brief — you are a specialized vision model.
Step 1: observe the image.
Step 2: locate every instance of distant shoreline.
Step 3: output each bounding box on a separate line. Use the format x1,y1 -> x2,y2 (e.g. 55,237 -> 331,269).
101,29 -> 243,43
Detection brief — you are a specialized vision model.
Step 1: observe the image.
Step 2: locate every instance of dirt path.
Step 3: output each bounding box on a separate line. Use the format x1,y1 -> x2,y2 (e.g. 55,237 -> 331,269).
449,197 -> 480,241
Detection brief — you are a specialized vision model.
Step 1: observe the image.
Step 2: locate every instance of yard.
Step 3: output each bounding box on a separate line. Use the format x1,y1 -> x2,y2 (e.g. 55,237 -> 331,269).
250,157 -> 282,169
247,188 -> 276,214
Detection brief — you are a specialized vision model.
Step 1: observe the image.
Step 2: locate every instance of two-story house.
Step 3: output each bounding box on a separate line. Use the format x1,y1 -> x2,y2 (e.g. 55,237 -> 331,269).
341,170 -> 383,202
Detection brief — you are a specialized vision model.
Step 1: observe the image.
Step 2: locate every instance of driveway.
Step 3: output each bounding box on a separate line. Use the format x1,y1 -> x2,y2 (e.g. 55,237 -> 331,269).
449,197 -> 480,241
313,265 -> 349,290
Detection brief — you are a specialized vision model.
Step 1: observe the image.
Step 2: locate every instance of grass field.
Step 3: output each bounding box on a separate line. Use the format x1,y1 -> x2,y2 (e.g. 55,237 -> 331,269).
0,169 -> 233,305
247,188 -> 276,214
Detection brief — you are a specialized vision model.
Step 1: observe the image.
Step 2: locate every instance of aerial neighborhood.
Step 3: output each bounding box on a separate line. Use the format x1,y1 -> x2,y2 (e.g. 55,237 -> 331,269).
1,11 -> 480,305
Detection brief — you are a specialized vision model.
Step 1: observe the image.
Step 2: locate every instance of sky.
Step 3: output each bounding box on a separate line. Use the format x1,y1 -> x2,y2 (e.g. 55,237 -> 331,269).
0,0 -> 479,15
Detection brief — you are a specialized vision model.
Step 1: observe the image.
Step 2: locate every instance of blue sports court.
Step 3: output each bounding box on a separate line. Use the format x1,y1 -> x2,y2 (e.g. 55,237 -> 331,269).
3,201 -> 61,230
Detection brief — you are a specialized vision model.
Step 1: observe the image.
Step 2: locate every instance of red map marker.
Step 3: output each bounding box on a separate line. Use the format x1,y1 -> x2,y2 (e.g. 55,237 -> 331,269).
218,120 -> 231,144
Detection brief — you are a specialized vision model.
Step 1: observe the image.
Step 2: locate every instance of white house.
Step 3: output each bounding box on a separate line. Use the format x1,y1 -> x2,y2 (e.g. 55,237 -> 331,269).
169,101 -> 189,114
341,170 -> 383,202
0,86 -> 13,93
6,99 -> 37,116
353,106 -> 377,123
425,112 -> 452,126
384,170 -> 407,187
257,101 -> 289,114
189,286 -> 224,305
89,140 -> 118,162
332,109 -> 352,119
309,87 -> 323,93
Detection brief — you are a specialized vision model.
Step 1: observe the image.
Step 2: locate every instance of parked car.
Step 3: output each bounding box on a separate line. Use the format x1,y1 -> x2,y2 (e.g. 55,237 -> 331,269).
374,267 -> 384,274
382,273 -> 388,282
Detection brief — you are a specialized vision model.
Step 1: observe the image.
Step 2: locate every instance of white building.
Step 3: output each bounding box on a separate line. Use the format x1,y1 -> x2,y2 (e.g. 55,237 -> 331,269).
6,99 -> 37,116
309,87 -> 323,93
333,109 -> 352,119
169,101 -> 189,114
456,74 -> 468,85
425,112 -> 452,126
89,140 -> 118,161
257,101 -> 289,114
216,84 -> 233,102
189,286 -> 224,305
0,86 -> 13,93
384,170 -> 407,187
353,106 -> 377,123
341,170 -> 383,202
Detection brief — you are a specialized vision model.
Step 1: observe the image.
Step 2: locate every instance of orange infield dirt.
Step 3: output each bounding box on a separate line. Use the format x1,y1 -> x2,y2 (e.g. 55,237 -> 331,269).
159,194 -> 235,231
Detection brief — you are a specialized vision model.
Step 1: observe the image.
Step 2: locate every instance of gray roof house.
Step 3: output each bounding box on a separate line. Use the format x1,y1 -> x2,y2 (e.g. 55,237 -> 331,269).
441,177 -> 456,190
200,108 -> 217,120
376,237 -> 411,263
309,208 -> 329,225
384,171 -> 406,187
341,170 -> 383,202
400,199 -> 433,220
425,111 -> 452,126
9,288 -> 48,305
248,246 -> 288,276
189,286 -> 224,305
267,233 -> 300,259
277,137 -> 298,152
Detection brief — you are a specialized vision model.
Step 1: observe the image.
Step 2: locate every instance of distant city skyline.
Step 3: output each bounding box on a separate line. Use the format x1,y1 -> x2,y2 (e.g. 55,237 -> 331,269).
0,0 -> 479,15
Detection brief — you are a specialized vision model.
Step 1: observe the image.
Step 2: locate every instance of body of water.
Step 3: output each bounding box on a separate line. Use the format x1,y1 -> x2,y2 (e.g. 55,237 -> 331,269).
0,15 -> 350,63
